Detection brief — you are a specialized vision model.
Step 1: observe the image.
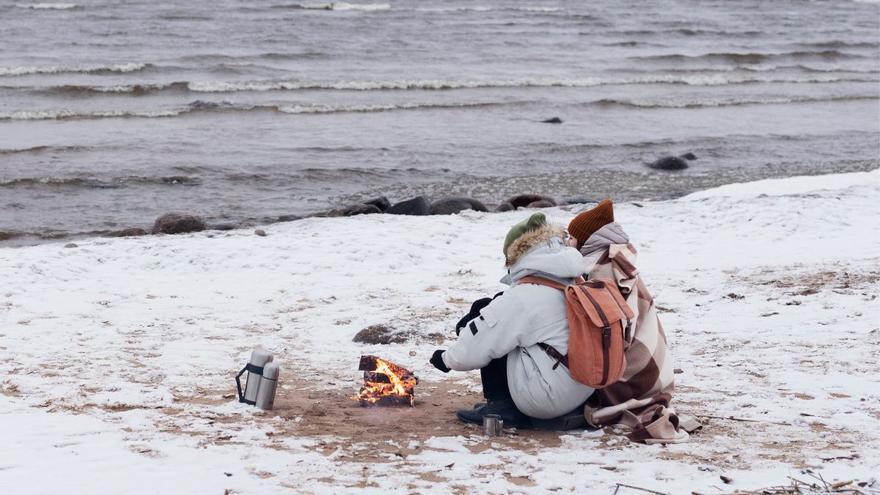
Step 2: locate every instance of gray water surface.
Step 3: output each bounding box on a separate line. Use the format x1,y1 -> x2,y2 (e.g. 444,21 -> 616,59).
1,0 -> 879,243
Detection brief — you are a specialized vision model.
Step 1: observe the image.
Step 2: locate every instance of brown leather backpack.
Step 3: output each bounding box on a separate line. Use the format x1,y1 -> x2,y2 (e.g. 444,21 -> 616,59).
519,276 -> 635,389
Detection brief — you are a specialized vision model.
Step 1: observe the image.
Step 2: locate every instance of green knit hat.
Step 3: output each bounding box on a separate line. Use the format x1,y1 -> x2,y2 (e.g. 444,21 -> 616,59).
503,212 -> 547,257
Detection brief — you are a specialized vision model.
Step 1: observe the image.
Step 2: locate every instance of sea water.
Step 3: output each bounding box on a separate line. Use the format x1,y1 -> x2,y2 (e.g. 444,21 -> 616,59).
1,0 -> 878,243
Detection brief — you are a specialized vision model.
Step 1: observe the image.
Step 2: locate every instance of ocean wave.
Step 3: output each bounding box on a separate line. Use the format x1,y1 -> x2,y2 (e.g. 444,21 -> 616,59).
632,50 -> 864,64
0,100 -> 514,121
0,144 -> 93,155
12,71 -> 878,98
15,3 -> 78,9
0,175 -> 202,188
590,94 -> 879,109
0,63 -> 150,77
270,2 -> 390,11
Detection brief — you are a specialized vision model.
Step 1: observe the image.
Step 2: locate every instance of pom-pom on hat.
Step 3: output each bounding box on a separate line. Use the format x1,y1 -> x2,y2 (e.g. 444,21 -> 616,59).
503,212 -> 547,258
568,199 -> 614,248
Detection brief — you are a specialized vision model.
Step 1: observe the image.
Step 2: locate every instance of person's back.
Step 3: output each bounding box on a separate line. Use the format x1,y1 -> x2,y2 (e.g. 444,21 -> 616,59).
431,213 -> 593,426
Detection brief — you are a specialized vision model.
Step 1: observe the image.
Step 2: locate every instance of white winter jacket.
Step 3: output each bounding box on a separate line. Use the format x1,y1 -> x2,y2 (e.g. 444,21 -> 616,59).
442,237 -> 595,419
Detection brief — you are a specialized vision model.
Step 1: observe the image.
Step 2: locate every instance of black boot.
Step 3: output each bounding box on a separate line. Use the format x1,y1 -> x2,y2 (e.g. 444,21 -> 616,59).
456,399 -> 532,429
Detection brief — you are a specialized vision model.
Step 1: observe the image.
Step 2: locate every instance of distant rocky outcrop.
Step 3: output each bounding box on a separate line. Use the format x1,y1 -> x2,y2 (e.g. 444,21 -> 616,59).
506,194 -> 558,209
430,197 -> 488,215
152,213 -> 207,234
387,196 -> 432,216
343,204 -> 383,216
648,154 -> 696,170
542,117 -> 563,124
363,196 -> 391,212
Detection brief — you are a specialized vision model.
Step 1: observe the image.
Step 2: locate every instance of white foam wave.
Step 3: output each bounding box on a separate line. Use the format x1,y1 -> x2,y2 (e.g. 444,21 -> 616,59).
598,94 -> 878,109
185,73 -> 876,92
0,63 -> 147,77
0,109 -> 181,121
15,3 -> 77,9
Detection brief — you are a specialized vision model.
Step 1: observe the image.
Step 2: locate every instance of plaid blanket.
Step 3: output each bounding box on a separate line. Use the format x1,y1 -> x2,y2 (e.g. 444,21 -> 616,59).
582,238 -> 679,439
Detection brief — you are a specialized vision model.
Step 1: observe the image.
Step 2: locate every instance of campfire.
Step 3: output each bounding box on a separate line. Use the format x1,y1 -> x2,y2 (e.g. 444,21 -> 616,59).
357,355 -> 418,407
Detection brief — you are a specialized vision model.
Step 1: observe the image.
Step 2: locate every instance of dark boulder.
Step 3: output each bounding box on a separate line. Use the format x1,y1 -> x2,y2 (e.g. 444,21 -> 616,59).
277,214 -> 302,222
151,213 -> 207,235
680,152 -> 697,161
387,196 -> 432,216
343,204 -> 382,216
648,156 -> 689,170
542,117 -> 563,124
363,196 -> 391,212
209,223 -> 238,231
430,197 -> 489,215
352,324 -> 412,345
495,202 -> 516,212
506,194 -> 557,209
106,228 -> 148,238
526,200 -> 555,208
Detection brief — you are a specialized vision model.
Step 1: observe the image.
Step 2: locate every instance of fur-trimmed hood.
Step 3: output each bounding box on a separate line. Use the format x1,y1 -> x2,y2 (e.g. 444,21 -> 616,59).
501,226 -> 584,286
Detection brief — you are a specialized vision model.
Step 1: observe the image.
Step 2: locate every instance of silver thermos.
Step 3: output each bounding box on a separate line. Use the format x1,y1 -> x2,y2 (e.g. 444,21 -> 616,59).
235,348 -> 279,409
255,362 -> 279,410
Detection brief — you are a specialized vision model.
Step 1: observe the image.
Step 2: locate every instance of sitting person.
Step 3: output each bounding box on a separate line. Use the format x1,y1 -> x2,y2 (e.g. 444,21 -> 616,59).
567,199 -> 680,441
429,212 -> 593,428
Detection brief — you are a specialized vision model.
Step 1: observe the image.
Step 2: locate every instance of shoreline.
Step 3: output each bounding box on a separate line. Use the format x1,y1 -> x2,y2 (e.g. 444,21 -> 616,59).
3,164 -> 878,249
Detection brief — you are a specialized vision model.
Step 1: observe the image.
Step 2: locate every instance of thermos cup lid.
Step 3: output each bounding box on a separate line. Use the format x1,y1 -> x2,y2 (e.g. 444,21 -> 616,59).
250,349 -> 274,367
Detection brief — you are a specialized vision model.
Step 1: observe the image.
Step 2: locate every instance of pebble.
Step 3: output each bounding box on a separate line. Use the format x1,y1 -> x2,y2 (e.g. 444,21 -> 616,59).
254,229 -> 267,237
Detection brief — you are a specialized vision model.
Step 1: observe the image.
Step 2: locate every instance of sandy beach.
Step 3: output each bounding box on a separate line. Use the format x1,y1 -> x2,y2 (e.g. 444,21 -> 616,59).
1,170 -> 878,493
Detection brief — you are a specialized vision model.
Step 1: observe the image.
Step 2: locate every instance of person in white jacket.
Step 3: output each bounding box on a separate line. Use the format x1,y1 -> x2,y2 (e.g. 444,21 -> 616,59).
430,213 -> 595,428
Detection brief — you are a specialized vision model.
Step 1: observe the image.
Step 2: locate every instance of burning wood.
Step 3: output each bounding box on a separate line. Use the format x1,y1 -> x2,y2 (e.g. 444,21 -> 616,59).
357,355 -> 418,407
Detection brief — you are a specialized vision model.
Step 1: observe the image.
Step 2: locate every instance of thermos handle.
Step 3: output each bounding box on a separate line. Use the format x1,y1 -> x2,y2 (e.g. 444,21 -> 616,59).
235,363 -> 266,405
235,365 -> 248,403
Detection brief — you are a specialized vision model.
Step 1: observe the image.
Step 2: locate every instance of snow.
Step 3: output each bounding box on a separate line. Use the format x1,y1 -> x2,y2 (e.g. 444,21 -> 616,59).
1,170 -> 879,493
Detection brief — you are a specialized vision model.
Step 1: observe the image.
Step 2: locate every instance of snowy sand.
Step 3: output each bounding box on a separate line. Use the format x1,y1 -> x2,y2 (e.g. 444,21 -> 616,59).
1,170 -> 879,494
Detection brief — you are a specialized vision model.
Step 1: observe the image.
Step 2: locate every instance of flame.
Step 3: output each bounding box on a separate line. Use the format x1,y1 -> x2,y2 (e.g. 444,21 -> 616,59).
357,357 -> 417,406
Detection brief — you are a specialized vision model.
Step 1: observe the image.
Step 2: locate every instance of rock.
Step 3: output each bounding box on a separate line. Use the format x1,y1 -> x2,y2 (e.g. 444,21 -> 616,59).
506,194 -> 557,209
495,201 -> 516,212
106,228 -> 148,238
363,196 -> 391,212
209,223 -> 238,231
542,117 -> 563,124
254,229 -> 267,237
648,156 -> 689,170
352,324 -> 411,345
277,214 -> 302,222
430,197 -> 489,215
151,213 -> 207,235
386,196 -> 432,216
343,204 -> 382,216
680,152 -> 698,161
526,199 -> 555,208
64,243 -> 78,248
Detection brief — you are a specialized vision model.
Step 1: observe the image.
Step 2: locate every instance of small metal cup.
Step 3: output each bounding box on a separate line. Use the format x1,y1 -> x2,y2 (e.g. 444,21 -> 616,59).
483,414 -> 503,436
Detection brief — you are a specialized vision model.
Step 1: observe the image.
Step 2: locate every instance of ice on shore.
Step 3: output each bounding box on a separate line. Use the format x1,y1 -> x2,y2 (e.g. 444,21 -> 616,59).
1,170 -> 878,493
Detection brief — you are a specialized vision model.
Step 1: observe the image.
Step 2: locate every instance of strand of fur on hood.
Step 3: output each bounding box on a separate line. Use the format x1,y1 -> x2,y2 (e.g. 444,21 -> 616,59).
505,224 -> 567,267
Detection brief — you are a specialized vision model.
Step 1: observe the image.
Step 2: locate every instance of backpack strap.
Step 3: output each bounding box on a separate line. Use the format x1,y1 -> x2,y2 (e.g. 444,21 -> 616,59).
537,343 -> 569,370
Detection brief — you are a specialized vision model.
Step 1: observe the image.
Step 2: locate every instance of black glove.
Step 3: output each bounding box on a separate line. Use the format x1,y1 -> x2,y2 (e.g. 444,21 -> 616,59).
430,349 -> 451,373
455,292 -> 504,336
